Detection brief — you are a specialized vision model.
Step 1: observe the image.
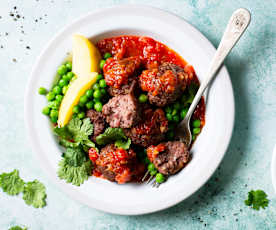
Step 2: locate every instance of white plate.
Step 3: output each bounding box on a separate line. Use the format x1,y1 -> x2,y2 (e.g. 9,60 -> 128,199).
24,5 -> 234,215
271,144 -> 276,193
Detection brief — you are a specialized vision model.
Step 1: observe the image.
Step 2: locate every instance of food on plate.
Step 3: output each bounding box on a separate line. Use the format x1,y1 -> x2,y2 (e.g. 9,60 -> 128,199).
72,34 -> 101,77
39,35 -> 205,186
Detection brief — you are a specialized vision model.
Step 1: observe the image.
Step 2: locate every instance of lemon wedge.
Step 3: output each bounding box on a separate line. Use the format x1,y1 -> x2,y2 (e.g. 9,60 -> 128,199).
72,34 -> 101,77
58,72 -> 98,127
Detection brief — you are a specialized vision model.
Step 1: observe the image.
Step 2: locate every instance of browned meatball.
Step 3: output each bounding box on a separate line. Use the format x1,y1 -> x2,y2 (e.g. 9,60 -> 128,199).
86,109 -> 106,140
102,94 -> 141,128
103,56 -> 141,90
147,141 -> 190,175
124,108 -> 168,147
94,144 -> 138,184
139,63 -> 188,107
107,77 -> 138,96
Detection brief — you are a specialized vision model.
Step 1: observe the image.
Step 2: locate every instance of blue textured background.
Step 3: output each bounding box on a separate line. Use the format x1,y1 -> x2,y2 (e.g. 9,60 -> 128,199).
0,0 -> 276,229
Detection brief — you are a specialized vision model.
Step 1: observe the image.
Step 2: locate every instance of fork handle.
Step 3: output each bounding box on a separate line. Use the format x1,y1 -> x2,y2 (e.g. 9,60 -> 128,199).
181,8 -> 251,125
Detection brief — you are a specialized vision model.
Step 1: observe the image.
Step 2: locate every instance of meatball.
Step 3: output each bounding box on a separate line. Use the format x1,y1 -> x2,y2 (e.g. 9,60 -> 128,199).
102,94 -> 141,128
93,144 -> 138,184
147,141 -> 190,175
108,77 -> 138,96
139,63 -> 188,107
86,109 -> 106,140
103,56 -> 141,90
124,108 -> 168,147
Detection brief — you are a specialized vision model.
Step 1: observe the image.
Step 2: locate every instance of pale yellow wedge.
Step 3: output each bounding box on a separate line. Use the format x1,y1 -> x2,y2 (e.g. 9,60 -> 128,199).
58,72 -> 98,127
72,34 -> 101,77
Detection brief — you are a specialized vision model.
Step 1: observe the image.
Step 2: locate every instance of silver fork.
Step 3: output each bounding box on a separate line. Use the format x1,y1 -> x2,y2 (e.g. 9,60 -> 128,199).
144,8 -> 251,187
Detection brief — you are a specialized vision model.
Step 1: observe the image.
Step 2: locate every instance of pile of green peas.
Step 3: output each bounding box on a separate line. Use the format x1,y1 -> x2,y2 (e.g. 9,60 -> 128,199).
148,163 -> 165,184
38,61 -> 74,123
72,74 -> 108,119
164,84 -> 202,141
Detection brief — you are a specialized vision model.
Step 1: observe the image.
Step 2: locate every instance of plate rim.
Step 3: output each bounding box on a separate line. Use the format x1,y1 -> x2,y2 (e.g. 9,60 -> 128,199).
24,4 -> 235,215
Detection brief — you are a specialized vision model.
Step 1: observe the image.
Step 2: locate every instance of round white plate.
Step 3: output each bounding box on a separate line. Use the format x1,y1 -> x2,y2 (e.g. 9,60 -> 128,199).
24,5 -> 234,215
271,144 -> 276,193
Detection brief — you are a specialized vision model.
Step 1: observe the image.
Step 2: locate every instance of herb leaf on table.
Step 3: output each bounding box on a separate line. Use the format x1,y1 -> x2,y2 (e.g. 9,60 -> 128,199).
245,190 -> 269,210
9,226 -> 27,230
23,180 -> 47,208
0,169 -> 25,195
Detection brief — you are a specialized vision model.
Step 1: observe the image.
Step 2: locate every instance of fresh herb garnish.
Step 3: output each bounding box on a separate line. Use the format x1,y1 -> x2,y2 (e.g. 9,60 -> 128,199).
62,147 -> 87,167
0,169 -> 24,195
9,226 -> 27,230
23,180 -> 47,208
115,138 -> 131,150
58,159 -> 92,186
96,127 -> 126,145
54,117 -> 95,148
245,190 -> 269,210
0,169 -> 47,208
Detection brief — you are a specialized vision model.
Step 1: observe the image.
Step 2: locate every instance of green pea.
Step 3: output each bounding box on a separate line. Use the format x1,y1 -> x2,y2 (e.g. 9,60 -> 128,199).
99,79 -> 107,88
48,100 -> 60,109
53,85 -> 62,95
85,89 -> 93,98
166,130 -> 174,140
100,88 -> 107,95
50,116 -> 58,123
180,108 -> 188,119
46,92 -> 55,101
104,52 -> 112,59
93,90 -> 102,99
42,106 -> 50,115
38,87 -> 47,95
79,101 -> 85,107
172,109 -> 178,116
192,135 -> 196,141
193,127 -> 201,135
155,173 -> 165,183
96,74 -> 103,82
93,98 -> 101,103
65,62 -> 72,70
150,169 -> 157,176
72,105 -> 80,114
50,109 -> 58,119
55,95 -> 63,102
173,102 -> 181,110
165,106 -> 172,114
100,59 -> 106,69
173,114 -> 180,123
166,113 -> 173,121
148,163 -> 155,172
62,85 -> 69,95
193,119 -> 201,128
57,65 -> 67,75
59,79 -> 69,87
93,83 -> 100,90
66,72 -> 74,81
79,95 -> 88,104
138,94 -> 148,103
86,101 -> 94,109
78,111 -> 85,119
94,101 -> 103,112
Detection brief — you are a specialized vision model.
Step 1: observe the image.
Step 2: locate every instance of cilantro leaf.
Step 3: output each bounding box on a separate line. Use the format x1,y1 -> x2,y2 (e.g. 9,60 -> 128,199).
115,138 -> 131,150
58,158 -> 92,186
96,128 -> 126,145
62,147 -> 87,167
59,139 -> 80,148
9,226 -> 27,230
53,126 -> 72,140
0,169 -> 25,195
245,190 -> 269,210
82,139 -> 96,148
23,180 -> 47,208
68,117 -> 93,143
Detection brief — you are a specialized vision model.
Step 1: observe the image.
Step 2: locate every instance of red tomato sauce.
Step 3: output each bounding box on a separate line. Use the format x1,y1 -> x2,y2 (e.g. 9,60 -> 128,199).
97,35 -> 205,128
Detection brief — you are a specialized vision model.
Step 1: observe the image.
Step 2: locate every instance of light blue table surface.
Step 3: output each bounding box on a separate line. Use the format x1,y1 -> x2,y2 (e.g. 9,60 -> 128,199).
0,0 -> 275,229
